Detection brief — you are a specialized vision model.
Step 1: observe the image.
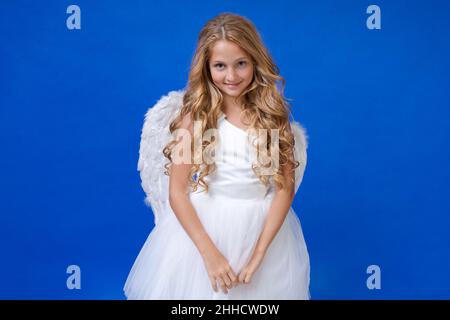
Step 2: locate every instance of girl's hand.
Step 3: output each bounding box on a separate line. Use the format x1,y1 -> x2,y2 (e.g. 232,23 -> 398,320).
238,250 -> 266,285
201,246 -> 239,294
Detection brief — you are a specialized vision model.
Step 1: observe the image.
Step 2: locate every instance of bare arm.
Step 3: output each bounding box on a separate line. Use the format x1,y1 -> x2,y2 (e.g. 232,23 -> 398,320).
168,113 -> 216,256
236,156 -> 296,284
168,113 -> 239,293
253,157 -> 296,255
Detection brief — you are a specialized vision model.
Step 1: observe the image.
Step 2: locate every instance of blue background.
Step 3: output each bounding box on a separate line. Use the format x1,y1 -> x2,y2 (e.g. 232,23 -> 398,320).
1,0 -> 449,299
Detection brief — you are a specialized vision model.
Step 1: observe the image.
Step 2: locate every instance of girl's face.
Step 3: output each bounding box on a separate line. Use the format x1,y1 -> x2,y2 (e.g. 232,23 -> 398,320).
209,39 -> 254,100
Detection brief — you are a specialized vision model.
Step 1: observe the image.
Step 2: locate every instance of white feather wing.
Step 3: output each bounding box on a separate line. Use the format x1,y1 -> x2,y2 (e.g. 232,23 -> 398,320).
291,121 -> 309,194
137,90 -> 185,225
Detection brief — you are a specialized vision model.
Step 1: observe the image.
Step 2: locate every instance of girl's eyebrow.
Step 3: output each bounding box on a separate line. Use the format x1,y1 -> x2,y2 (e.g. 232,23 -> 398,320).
212,57 -> 247,63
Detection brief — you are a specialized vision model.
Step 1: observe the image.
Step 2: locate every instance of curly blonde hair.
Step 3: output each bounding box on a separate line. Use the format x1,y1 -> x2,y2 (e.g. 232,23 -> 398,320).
163,12 -> 299,192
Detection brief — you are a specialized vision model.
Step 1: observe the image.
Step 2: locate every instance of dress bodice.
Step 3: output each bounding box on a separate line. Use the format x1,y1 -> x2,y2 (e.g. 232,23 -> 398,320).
191,112 -> 274,201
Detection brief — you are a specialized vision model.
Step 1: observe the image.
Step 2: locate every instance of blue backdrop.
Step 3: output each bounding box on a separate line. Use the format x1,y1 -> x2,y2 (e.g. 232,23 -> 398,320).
1,0 -> 449,299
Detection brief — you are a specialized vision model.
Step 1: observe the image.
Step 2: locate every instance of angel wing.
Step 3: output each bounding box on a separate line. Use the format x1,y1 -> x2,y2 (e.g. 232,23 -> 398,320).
291,120 -> 309,194
137,89 -> 185,225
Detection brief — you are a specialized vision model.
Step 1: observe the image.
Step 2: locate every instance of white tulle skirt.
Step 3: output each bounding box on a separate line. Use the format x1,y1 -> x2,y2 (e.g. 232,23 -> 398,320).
123,190 -> 310,300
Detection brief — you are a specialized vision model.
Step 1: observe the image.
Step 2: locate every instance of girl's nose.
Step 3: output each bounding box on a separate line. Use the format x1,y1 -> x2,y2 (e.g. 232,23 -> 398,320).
226,69 -> 238,82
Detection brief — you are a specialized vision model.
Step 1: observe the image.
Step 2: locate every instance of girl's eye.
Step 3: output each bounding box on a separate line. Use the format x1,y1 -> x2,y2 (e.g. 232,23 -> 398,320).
213,61 -> 247,69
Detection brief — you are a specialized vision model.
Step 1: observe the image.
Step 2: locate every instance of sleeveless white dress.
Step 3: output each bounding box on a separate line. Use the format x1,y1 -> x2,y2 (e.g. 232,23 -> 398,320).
123,112 -> 310,300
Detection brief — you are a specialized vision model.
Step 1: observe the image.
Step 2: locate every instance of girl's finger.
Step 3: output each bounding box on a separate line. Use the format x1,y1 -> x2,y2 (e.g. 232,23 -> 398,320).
228,271 -> 238,287
209,275 -> 218,292
222,272 -> 233,289
216,277 -> 228,294
238,270 -> 246,283
244,272 -> 252,284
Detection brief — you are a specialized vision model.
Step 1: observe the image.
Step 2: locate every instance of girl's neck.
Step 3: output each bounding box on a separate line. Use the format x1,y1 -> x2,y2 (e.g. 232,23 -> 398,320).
222,95 -> 244,116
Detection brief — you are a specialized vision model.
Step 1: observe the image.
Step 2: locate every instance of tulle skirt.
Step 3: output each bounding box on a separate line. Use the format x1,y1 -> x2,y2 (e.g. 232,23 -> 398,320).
123,190 -> 310,300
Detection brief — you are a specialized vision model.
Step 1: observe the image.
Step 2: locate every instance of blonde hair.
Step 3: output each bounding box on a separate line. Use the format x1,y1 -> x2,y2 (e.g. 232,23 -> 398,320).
163,12 -> 299,192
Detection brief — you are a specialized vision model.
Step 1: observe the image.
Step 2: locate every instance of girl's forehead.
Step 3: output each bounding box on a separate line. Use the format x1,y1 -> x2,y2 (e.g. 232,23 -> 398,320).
210,40 -> 249,60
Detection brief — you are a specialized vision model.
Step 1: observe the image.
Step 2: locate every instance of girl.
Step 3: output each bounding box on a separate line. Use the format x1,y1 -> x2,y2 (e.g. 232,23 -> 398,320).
124,12 -> 310,300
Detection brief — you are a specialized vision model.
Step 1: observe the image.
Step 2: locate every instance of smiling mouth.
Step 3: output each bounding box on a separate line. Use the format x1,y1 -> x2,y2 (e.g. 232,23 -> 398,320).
225,82 -> 241,86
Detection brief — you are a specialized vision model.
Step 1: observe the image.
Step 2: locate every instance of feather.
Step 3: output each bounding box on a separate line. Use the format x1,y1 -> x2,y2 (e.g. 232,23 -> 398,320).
291,120 -> 309,194
137,89 -> 185,225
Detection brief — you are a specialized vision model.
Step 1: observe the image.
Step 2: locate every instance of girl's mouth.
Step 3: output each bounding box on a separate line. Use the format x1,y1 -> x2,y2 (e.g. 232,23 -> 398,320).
225,82 -> 241,88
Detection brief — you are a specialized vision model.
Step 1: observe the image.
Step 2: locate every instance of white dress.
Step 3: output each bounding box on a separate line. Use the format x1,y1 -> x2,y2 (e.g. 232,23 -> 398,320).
123,91 -> 310,300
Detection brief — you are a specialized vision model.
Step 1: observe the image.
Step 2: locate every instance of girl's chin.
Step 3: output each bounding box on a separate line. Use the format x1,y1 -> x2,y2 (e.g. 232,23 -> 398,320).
222,87 -> 243,97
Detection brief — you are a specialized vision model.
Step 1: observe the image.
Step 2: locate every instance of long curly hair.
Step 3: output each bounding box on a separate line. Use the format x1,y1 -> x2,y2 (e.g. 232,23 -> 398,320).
163,12 -> 299,192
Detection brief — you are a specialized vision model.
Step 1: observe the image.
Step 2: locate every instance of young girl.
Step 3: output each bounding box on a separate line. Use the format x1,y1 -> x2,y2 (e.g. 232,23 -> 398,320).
124,12 -> 310,300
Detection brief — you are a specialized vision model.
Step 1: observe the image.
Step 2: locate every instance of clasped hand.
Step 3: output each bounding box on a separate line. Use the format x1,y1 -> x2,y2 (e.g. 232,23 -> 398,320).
202,247 -> 266,294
